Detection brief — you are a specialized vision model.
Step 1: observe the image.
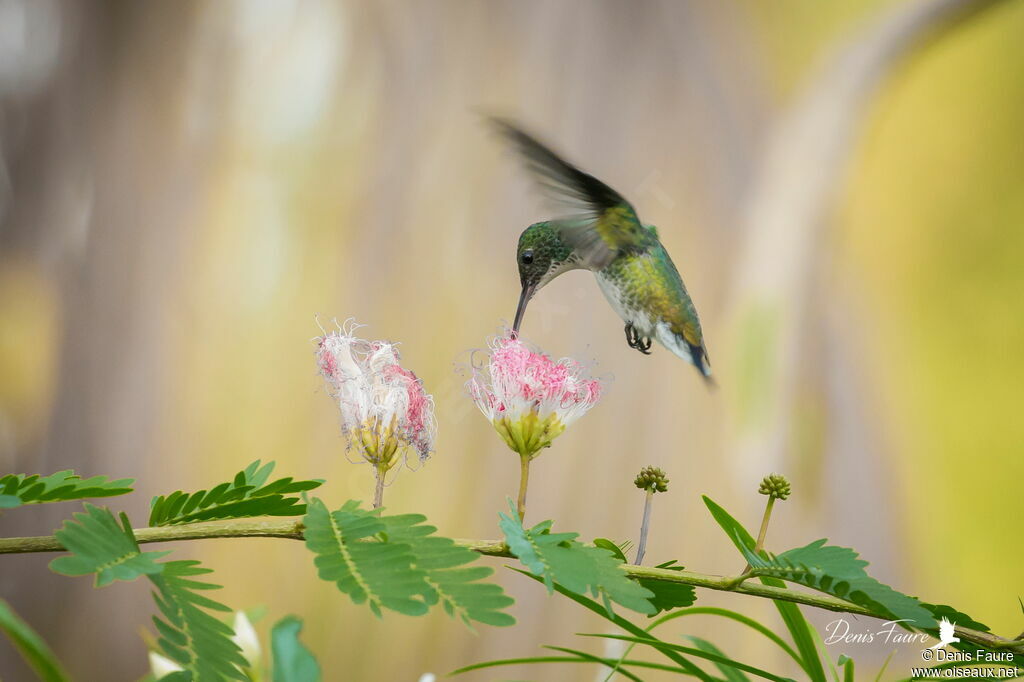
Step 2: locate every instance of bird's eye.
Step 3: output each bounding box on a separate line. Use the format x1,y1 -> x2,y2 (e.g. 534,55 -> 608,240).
521,250 -> 534,265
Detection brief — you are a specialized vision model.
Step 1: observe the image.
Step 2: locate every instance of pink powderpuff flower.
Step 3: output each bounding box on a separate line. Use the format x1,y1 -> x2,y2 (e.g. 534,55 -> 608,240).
468,334 -> 603,460
316,320 -> 436,505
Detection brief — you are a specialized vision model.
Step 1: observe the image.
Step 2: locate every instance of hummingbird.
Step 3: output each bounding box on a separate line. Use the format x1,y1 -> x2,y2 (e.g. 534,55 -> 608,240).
495,119 -> 713,382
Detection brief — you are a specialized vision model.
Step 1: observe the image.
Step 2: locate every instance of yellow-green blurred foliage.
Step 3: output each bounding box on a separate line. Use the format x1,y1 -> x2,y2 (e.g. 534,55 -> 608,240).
0,1 -> 1021,680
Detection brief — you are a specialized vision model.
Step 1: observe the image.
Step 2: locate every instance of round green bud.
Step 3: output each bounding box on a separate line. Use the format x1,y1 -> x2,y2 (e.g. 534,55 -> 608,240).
634,466 -> 669,493
758,473 -> 791,500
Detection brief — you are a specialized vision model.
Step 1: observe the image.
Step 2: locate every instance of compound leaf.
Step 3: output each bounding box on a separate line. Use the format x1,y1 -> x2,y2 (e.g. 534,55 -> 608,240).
304,498 -> 428,617
0,471 -> 133,508
381,513 -> 515,627
740,539 -> 936,629
149,460 -> 322,526
49,504 -> 169,587
499,501 -> 654,616
639,560 -> 698,614
149,560 -> 248,681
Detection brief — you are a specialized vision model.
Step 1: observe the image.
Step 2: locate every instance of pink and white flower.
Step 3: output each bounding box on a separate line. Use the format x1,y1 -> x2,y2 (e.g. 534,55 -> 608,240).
316,321 -> 435,471
468,335 -> 603,459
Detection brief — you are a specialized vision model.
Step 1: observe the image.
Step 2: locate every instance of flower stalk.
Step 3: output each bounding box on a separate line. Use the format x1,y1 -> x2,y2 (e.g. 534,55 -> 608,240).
517,455 -> 531,521
633,466 -> 669,565
744,473 -> 791,572
468,335 -> 602,522
635,491 -> 654,565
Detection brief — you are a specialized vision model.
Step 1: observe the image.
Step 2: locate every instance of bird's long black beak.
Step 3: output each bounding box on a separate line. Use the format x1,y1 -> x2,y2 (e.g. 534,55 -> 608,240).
512,283 -> 535,337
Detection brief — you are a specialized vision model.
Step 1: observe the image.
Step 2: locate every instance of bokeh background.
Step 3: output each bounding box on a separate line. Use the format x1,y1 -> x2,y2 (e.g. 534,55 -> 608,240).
1,0 -> 1022,680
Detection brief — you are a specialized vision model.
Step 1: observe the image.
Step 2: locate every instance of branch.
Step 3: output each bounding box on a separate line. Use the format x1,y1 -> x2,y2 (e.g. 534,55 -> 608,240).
1,517 -> 1020,653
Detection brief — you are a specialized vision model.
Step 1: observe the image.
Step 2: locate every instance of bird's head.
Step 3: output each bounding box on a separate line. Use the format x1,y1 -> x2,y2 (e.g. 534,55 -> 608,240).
513,221 -> 577,335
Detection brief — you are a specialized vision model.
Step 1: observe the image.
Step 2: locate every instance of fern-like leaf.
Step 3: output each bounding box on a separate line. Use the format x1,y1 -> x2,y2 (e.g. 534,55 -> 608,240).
303,498 -> 429,617
381,513 -> 516,627
48,504 -> 169,587
639,560 -> 697,615
499,502 -> 654,616
149,560 -> 248,681
740,539 -> 936,629
0,471 -> 133,509
304,499 -> 515,626
149,460 -> 322,526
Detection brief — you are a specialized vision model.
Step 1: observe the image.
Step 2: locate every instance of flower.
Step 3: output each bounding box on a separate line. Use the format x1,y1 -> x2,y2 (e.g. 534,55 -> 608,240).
230,611 -> 261,673
468,335 -> 603,459
316,321 -> 436,467
316,320 -> 436,507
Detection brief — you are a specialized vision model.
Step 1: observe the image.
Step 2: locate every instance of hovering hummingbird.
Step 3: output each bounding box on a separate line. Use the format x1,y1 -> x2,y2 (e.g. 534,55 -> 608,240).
494,120 -> 713,382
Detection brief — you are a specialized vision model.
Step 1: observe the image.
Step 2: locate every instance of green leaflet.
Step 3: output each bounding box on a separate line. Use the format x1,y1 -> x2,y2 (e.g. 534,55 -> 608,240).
271,616 -> 322,682
49,504 -> 169,587
303,498 -> 514,626
150,561 -> 248,681
381,513 -> 515,627
0,599 -> 70,682
921,603 -> 989,632
499,502 -> 655,616
740,539 -> 936,629
0,471 -> 133,508
638,560 -> 697,614
149,460 -> 322,526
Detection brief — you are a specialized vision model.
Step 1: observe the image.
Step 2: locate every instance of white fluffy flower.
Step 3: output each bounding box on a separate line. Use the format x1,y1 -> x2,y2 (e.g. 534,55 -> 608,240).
316,320 -> 436,469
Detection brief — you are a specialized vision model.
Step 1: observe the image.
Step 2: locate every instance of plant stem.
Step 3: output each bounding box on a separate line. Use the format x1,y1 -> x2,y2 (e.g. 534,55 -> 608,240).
635,490 -> 654,565
373,466 -> 386,509
0,519 -> 1021,653
754,497 -> 775,554
517,454 -> 531,522
742,496 -> 776,573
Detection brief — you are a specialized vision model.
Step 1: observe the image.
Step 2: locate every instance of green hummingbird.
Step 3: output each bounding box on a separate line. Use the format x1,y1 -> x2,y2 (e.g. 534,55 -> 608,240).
495,120 -> 713,382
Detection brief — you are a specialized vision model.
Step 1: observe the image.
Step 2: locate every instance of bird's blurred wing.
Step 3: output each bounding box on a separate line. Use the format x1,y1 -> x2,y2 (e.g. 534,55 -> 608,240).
492,118 -> 651,269
939,619 -> 954,640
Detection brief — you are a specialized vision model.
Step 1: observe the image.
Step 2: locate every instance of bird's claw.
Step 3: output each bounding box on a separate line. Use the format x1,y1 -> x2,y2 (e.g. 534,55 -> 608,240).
624,324 -> 653,355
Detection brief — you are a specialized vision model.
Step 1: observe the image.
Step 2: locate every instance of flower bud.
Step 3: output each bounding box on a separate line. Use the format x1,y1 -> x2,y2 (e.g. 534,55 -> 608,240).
758,473 -> 791,500
149,651 -> 184,679
230,611 -> 261,672
634,466 -> 669,493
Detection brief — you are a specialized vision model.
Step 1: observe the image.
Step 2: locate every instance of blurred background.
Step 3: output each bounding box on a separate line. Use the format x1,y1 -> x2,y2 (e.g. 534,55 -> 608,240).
1,0 -> 1022,679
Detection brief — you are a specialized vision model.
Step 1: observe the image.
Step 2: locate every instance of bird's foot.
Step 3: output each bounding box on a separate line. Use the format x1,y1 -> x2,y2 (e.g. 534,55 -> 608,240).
624,323 -> 653,355
624,323 -> 640,348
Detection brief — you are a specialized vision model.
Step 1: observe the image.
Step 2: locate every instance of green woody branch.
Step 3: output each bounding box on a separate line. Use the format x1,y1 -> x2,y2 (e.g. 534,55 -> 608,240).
0,517 -> 1020,654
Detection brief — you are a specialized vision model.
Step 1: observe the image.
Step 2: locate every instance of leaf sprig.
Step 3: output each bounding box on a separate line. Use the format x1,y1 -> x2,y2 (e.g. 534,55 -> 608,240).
738,539 -> 936,629
49,504 -> 169,587
150,561 -> 249,681
0,471 -> 133,509
149,460 -> 322,526
499,502 -> 655,616
304,498 -> 514,627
